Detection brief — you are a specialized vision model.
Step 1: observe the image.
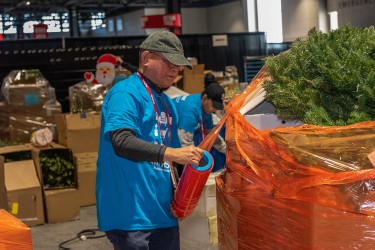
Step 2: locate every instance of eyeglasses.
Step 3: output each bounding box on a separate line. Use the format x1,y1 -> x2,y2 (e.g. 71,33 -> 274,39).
149,51 -> 184,71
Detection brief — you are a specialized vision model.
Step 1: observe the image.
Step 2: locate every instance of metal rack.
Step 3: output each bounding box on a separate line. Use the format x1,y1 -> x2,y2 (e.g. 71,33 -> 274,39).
243,56 -> 265,83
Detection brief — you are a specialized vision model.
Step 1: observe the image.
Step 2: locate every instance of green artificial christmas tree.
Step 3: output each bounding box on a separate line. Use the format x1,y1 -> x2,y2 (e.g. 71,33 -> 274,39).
264,26 -> 375,126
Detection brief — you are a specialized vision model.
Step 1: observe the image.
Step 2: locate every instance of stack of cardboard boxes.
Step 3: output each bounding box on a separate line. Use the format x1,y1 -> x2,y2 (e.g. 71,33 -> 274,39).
174,58 -> 206,94
0,142 -> 81,226
55,112 -> 100,206
181,64 -> 205,94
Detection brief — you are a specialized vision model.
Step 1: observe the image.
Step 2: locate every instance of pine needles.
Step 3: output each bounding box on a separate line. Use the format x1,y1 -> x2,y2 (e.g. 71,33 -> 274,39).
264,26 -> 375,126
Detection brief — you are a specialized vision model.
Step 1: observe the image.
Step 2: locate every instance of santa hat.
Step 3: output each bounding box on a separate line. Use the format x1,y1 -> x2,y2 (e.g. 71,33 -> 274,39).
96,54 -> 117,69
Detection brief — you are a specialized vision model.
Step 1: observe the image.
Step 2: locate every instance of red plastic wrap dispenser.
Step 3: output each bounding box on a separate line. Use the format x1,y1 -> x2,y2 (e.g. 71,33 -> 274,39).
170,150 -> 214,219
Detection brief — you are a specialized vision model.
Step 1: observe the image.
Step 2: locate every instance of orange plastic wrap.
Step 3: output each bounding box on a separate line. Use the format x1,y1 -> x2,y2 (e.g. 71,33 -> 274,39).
213,67 -> 375,249
0,209 -> 32,250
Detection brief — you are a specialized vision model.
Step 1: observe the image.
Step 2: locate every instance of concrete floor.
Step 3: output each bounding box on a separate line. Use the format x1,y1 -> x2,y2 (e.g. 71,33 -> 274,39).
30,205 -> 217,250
31,205 -> 112,250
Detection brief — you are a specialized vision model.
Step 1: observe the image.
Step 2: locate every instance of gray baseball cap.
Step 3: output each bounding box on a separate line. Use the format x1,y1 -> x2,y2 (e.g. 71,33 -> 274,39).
140,30 -> 192,70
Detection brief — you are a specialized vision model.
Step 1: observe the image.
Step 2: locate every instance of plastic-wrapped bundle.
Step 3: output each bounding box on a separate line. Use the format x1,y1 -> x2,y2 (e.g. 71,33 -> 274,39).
1,69 -> 61,142
213,67 -> 375,249
69,81 -> 109,113
0,90 -> 9,140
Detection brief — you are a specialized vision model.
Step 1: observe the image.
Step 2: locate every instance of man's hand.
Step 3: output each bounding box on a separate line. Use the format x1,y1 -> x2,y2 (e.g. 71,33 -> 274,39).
164,146 -> 204,166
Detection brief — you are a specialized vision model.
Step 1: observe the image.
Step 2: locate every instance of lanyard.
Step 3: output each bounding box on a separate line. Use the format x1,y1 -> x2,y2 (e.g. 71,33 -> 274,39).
200,113 -> 206,140
137,72 -> 171,146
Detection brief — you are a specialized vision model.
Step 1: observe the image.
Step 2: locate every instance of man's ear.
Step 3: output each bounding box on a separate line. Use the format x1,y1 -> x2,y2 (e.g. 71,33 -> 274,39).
201,93 -> 208,101
140,51 -> 150,65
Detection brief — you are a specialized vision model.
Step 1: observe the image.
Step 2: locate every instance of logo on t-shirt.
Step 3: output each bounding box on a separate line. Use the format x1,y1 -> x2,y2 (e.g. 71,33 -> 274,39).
152,161 -> 171,172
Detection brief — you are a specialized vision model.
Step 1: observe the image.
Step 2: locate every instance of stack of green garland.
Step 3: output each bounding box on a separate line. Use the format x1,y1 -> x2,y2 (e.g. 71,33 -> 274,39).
264,26 -> 375,126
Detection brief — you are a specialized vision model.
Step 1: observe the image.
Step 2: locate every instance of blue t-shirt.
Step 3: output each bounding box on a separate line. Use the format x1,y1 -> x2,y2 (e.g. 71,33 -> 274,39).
96,73 -> 181,232
172,94 -> 214,133
173,94 -> 225,171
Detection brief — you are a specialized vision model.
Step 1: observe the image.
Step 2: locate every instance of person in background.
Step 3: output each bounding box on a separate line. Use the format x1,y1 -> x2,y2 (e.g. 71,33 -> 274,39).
205,73 -> 227,162
115,55 -> 138,73
172,82 -> 227,173
96,30 -> 204,250
204,72 -> 216,88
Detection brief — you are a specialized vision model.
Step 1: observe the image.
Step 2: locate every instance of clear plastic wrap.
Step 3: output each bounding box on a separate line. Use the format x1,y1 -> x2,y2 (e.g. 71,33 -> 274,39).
203,67 -> 375,249
0,90 -> 10,141
1,69 -> 61,143
0,209 -> 32,250
69,81 -> 109,113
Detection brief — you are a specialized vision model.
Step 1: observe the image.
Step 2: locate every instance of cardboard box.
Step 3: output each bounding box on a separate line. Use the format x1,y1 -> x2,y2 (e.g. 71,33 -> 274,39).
187,57 -> 198,65
8,86 -> 46,111
31,143 -> 80,223
182,64 -> 205,94
9,114 -> 57,143
55,112 -> 101,154
44,188 -> 80,223
0,101 -> 10,140
0,156 -> 8,209
0,209 -> 33,250
0,144 -> 44,227
4,160 -> 45,227
32,143 -> 76,190
74,152 -> 98,206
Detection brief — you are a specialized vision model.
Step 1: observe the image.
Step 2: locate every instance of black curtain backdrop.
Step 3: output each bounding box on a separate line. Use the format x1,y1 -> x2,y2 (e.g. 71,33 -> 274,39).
0,32 -> 271,112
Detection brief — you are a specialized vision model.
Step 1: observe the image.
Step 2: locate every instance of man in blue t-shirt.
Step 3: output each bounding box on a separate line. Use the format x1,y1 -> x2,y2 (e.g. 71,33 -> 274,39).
96,30 -> 204,250
173,82 -> 226,172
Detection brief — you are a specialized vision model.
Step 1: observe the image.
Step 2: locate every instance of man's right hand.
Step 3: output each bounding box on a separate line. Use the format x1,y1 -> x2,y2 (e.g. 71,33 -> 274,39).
163,146 -> 204,166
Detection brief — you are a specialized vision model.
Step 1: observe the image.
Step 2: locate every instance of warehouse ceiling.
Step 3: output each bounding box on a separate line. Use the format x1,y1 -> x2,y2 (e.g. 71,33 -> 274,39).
0,0 -> 238,18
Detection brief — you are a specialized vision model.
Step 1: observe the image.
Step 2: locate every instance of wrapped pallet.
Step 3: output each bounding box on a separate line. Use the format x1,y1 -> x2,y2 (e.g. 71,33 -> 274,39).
0,92 -> 9,140
1,69 -> 61,143
69,81 -> 109,114
217,118 -> 375,249
204,66 -> 375,249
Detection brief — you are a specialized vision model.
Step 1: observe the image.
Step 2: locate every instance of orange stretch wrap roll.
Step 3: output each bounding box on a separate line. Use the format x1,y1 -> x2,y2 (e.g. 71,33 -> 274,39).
171,151 -> 214,219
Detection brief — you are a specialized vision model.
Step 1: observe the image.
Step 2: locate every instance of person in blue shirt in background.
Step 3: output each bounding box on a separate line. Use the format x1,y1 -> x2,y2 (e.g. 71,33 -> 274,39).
96,30 -> 204,250
172,81 -> 226,173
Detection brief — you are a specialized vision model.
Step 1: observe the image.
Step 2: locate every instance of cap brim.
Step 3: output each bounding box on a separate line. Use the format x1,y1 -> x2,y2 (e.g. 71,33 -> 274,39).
212,100 -> 224,110
163,52 -> 192,70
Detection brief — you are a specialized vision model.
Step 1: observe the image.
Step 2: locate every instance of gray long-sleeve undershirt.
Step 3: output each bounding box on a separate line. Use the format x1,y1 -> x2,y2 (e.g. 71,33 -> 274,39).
110,128 -> 167,163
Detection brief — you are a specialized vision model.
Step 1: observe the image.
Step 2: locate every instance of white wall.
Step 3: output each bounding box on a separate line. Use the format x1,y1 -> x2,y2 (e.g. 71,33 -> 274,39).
282,0 -> 319,42
282,0 -> 375,42
182,1 -> 246,34
207,1 -> 246,33
318,0 -> 329,33
337,0 -> 375,27
120,9 -> 148,36
181,8 -> 208,34
98,1 -> 246,37
327,0 -> 338,12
